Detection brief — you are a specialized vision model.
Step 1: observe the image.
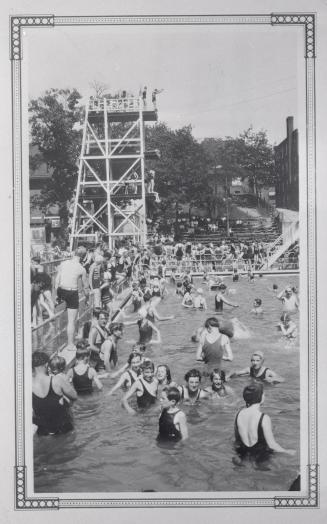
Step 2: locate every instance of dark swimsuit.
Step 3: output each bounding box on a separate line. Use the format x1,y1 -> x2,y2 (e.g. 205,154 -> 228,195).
157,409 -> 182,442
136,378 -> 157,408
32,377 -> 73,436
180,386 -> 202,404
137,319 -> 153,345
215,296 -> 223,313
250,367 -> 270,380
234,410 -> 272,460
72,366 -> 93,394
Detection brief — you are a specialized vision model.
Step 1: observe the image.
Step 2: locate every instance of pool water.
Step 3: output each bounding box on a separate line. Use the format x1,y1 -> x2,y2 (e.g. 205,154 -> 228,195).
34,275 -> 300,493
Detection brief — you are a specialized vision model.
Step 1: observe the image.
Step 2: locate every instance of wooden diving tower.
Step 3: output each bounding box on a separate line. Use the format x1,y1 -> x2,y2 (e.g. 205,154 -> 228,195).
69,96 -> 159,250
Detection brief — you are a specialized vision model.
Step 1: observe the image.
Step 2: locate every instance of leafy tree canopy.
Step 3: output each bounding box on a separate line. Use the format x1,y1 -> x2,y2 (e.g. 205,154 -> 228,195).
29,88 -> 83,208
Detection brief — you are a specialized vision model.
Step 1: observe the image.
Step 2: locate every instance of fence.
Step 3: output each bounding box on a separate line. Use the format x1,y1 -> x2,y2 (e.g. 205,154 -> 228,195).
135,254 -> 299,275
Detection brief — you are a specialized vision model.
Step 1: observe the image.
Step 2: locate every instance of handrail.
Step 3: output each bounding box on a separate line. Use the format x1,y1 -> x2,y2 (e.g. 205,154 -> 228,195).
88,97 -> 141,113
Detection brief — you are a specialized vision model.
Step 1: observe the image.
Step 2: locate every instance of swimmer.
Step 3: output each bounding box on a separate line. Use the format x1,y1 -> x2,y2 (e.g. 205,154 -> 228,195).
268,283 -> 279,296
131,282 -> 143,312
234,383 -> 295,464
107,352 -> 142,396
157,387 -> 188,442
278,313 -> 297,339
208,276 -> 224,290
196,317 -> 233,372
204,369 -> 234,398
247,267 -> 255,283
48,355 -> 71,405
193,288 -> 207,310
182,289 -> 194,308
176,281 -> 184,297
122,360 -> 159,414
178,369 -> 209,404
67,342 -> 103,394
277,286 -> 299,314
214,284 -> 239,313
100,323 -> 124,371
228,351 -> 284,383
251,298 -> 263,315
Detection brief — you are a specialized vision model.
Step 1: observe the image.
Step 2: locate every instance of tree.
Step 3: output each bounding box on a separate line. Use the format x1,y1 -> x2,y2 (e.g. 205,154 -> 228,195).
201,137 -> 245,218
29,88 -> 83,239
146,123 -> 210,235
236,127 -> 275,200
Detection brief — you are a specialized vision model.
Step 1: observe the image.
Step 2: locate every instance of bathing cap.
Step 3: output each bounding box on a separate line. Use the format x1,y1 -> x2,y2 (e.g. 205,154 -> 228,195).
243,383 -> 264,405
252,350 -> 264,359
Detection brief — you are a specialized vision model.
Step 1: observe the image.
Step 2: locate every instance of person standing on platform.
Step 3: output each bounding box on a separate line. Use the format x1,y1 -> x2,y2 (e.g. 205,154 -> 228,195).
152,88 -> 164,110
55,246 -> 90,350
142,86 -> 147,108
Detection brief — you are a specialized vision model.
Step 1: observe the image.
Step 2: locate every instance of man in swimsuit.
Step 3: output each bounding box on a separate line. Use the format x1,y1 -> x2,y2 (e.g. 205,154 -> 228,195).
196,317 -> 233,373
228,351 -> 284,383
234,383 -> 295,463
32,351 -> 77,436
55,246 -> 90,349
178,369 -> 209,404
122,361 -> 159,414
157,386 -> 188,442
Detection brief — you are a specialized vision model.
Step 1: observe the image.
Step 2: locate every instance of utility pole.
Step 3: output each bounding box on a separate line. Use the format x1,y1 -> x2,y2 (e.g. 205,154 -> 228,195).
225,172 -> 230,238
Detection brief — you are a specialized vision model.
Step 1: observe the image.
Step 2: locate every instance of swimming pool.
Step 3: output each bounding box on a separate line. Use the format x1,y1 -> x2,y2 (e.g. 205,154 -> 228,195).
34,274 -> 300,493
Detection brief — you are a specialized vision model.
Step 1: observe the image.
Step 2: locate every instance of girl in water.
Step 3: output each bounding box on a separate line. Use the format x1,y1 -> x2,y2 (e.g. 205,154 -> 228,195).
205,369 -> 234,399
107,352 -> 142,396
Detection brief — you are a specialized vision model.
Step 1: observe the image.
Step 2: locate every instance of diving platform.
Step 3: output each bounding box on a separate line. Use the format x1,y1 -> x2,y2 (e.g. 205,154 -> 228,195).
88,97 -> 158,122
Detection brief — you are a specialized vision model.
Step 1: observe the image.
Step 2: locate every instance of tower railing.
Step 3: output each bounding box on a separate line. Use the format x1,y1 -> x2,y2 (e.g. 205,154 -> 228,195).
88,97 -> 141,112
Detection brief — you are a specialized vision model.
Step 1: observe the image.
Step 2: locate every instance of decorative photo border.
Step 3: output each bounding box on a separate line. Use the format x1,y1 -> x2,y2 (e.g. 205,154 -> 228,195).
11,13 -> 318,509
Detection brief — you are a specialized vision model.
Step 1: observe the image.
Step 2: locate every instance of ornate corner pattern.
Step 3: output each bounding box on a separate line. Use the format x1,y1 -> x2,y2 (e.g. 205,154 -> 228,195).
274,465 -> 319,508
16,466 -> 59,510
271,13 -> 315,58
10,15 -> 54,60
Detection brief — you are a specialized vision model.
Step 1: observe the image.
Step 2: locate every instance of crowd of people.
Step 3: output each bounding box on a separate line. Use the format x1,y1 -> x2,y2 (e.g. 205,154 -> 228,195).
32,240 -> 299,481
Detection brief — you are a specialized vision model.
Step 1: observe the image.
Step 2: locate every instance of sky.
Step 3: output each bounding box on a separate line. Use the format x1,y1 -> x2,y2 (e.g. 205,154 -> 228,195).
26,23 -> 304,145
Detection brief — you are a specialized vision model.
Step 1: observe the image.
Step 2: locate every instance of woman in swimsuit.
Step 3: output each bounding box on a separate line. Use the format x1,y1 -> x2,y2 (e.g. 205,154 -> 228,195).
234,383 -> 295,463
32,351 -> 77,436
214,284 -> 238,313
178,369 -> 209,405
107,352 -> 142,396
122,361 -> 159,414
228,351 -> 284,384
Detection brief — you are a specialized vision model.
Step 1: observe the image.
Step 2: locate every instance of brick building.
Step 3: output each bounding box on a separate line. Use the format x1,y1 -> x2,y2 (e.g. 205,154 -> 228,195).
274,116 -> 299,211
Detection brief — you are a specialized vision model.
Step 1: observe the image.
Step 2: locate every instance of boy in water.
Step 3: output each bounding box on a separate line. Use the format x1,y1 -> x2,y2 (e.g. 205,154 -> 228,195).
122,360 -> 159,414
157,387 -> 188,442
